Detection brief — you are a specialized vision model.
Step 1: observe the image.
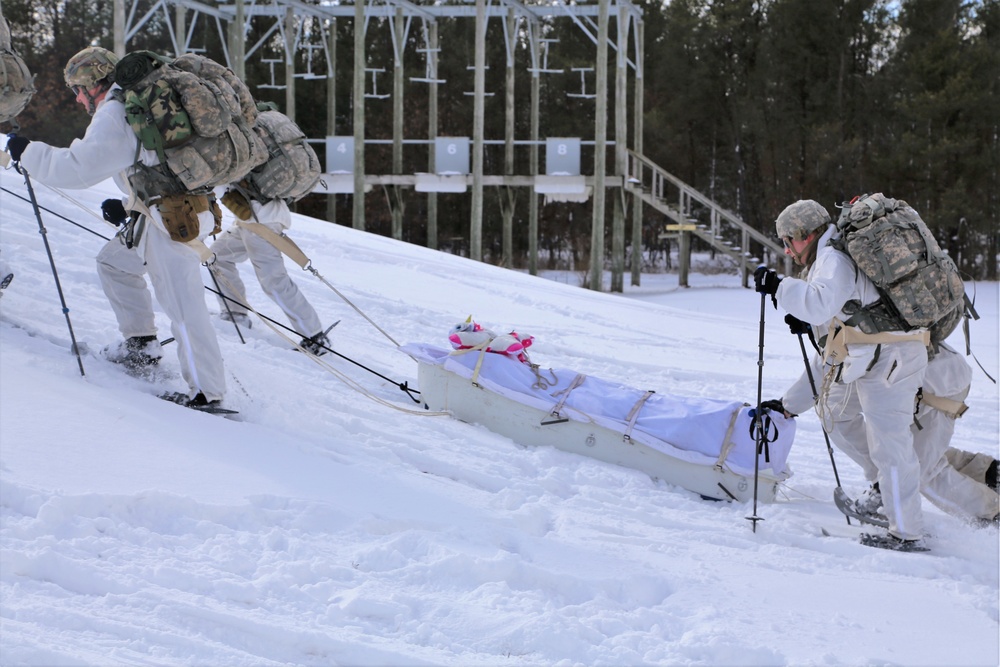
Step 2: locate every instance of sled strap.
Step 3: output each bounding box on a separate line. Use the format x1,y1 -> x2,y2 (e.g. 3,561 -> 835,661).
623,390 -> 655,443
237,219 -> 311,269
713,405 -> 744,469
470,345 -> 490,387
543,373 -> 586,425
823,318 -> 930,366
918,389 -> 969,419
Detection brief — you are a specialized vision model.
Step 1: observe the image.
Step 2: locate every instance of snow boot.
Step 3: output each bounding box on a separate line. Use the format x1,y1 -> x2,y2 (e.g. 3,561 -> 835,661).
859,532 -> 930,553
852,482 -> 888,524
104,335 -> 163,372
220,311 -> 252,329
986,460 -> 999,494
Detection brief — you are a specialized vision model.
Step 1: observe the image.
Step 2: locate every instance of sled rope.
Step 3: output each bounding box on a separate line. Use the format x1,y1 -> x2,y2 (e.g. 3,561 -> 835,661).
237,219 -> 403,350
210,264 -> 441,416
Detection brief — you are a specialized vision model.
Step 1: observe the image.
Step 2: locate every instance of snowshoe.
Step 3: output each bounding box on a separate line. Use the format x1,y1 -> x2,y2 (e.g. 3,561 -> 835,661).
858,532 -> 930,553
299,332 -> 330,356
834,486 -> 888,528
159,391 -> 238,415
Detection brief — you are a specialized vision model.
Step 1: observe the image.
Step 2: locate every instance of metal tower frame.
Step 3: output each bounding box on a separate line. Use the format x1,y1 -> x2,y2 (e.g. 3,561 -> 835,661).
113,0 -> 645,289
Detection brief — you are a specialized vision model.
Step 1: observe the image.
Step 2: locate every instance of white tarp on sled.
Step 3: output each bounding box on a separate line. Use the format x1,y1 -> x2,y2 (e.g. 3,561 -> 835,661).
404,343 -> 794,503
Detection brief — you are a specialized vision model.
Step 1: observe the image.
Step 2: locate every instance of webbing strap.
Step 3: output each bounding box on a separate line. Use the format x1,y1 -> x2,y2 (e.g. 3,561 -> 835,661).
623,390 -> 655,443
714,406 -> 743,469
237,219 -> 311,269
823,318 -> 930,366
544,373 -> 586,424
920,390 -> 969,419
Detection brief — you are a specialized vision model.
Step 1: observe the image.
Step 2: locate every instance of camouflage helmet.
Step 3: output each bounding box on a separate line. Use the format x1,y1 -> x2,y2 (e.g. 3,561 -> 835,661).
775,199 -> 831,241
64,46 -> 118,90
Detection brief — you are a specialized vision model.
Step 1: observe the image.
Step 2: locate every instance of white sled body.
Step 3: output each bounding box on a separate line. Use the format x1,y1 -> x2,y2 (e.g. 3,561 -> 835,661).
406,344 -> 792,503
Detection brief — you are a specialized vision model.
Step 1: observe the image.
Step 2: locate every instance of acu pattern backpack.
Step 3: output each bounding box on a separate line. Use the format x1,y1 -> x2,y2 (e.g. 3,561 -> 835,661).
243,105 -> 321,203
0,12 -> 34,125
113,51 -> 267,201
832,193 -> 973,351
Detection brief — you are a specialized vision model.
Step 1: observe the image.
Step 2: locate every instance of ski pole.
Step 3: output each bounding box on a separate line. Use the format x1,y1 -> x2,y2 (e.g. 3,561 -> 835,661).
746,286 -> 767,532
16,165 -> 86,376
206,264 -> 246,344
795,331 -> 850,525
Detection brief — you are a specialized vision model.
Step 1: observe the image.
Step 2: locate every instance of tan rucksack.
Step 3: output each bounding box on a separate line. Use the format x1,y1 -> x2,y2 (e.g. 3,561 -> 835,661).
0,13 -> 35,125
242,107 -> 322,203
833,193 -> 971,349
114,50 -> 267,200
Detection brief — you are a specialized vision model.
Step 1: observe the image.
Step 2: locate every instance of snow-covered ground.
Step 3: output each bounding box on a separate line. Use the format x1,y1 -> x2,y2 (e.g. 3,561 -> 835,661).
1,167 -> 998,666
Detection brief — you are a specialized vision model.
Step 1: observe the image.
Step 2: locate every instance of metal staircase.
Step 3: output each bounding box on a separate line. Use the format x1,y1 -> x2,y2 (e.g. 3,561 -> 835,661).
625,150 -> 790,284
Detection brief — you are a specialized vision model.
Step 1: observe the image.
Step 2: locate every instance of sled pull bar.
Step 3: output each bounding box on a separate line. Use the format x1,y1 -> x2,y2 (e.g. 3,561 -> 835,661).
717,482 -> 738,501
623,390 -> 655,443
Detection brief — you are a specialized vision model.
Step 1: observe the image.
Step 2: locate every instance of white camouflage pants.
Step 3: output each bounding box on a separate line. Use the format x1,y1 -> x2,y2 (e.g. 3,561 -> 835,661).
911,344 -> 998,521
823,340 -> 928,540
96,234 -> 157,339
208,223 -> 322,339
138,208 -> 227,401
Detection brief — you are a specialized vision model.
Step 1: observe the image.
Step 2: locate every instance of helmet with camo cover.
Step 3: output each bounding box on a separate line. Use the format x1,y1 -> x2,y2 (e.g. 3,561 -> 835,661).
775,199 -> 830,241
64,46 -> 118,90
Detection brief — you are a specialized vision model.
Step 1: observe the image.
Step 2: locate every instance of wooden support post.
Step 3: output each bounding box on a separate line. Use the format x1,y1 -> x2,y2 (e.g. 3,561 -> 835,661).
630,21 -> 644,286
114,0 -> 125,57
233,0 -> 246,79
588,0 -> 610,292
470,0 -> 486,262
501,8 -> 516,269
326,19 -> 338,225
610,7 -> 629,293
174,5 -> 186,56
284,6 -> 296,122
427,21 -> 439,249
352,0 -> 366,230
528,23 -> 540,276
391,7 -> 405,241
679,230 -> 691,288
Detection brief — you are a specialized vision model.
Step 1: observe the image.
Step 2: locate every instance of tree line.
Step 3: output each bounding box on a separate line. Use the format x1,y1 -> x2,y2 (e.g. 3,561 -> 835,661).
3,0 -> 997,279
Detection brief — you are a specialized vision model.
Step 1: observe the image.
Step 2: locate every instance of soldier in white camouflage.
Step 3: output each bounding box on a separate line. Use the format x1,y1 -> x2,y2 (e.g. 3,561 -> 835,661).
755,199 -> 930,550
10,46 -> 228,410
758,200 -> 999,545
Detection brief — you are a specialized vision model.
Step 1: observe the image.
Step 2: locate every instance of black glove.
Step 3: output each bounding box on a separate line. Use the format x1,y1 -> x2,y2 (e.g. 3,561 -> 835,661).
101,199 -> 128,226
784,313 -> 811,336
753,266 -> 781,308
5,134 -> 30,162
760,399 -> 795,418
754,266 -> 782,295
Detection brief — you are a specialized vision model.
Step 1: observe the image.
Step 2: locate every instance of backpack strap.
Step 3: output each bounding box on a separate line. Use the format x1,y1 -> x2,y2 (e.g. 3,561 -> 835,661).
235,219 -> 311,269
916,388 -> 969,419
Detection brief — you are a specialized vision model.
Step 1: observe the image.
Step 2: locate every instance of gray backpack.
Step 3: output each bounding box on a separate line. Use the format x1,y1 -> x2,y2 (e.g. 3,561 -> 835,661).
0,14 -> 34,124
241,107 -> 321,203
114,51 -> 267,199
833,193 -> 970,349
